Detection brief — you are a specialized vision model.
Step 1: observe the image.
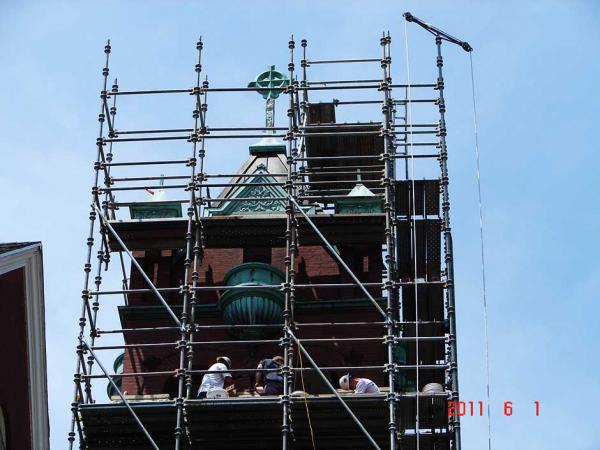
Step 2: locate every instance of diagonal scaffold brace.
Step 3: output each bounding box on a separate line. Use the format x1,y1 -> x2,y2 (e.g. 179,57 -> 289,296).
79,337 -> 161,450
94,205 -> 182,327
287,328 -> 382,450
288,196 -> 387,319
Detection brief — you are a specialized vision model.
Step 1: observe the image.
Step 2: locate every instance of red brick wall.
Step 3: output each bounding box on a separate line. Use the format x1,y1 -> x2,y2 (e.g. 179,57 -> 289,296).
0,268 -> 33,450
128,249 -> 185,305
128,244 -> 382,304
121,308 -> 386,396
122,243 -> 385,396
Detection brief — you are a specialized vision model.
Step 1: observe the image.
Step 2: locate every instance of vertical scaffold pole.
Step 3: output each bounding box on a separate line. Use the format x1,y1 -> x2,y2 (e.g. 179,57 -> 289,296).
87,92 -> 117,388
380,32 -> 398,450
435,36 -> 461,450
298,39 -> 309,197
68,39 -> 111,450
174,38 -> 204,450
281,35 -> 299,450
185,39 -> 207,402
104,78 -> 132,306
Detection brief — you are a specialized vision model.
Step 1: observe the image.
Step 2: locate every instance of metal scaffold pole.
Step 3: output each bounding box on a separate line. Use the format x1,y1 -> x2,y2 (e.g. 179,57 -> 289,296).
435,36 -> 462,450
185,39 -> 208,402
86,79 -> 120,404
68,39 -> 111,449
380,32 -> 399,450
281,35 -> 299,450
105,78 -> 132,307
403,13 -> 470,448
173,37 -> 205,450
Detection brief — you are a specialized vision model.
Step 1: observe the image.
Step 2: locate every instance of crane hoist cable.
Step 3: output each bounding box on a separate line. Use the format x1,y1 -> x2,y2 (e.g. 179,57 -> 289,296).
403,11 -> 491,450
469,50 -> 492,450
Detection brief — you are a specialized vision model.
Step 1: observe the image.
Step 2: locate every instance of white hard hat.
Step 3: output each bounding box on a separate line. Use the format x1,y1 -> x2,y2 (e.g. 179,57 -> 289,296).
339,374 -> 350,390
217,356 -> 232,368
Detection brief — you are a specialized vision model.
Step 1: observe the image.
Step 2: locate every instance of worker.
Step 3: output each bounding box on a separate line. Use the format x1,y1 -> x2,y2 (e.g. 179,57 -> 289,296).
255,355 -> 284,395
197,356 -> 233,399
338,374 -> 380,394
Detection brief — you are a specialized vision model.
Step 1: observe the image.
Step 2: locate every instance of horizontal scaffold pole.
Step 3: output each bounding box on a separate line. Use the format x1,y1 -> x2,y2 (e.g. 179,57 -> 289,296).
82,364 -> 449,379
108,83 -> 436,97
94,206 -> 182,327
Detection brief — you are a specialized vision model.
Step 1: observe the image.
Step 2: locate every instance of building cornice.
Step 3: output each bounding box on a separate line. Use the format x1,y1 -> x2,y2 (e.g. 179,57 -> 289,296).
0,243 -> 49,450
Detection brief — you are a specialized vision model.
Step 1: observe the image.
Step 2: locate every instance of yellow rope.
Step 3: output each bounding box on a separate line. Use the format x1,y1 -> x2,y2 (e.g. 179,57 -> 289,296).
298,346 -> 316,450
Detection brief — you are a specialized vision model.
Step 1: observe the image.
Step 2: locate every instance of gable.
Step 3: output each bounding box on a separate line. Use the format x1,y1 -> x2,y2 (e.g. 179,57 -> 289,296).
207,165 -> 287,216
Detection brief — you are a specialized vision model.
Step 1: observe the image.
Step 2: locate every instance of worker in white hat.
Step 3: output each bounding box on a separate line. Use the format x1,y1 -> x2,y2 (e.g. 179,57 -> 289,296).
339,374 -> 380,394
197,356 -> 234,399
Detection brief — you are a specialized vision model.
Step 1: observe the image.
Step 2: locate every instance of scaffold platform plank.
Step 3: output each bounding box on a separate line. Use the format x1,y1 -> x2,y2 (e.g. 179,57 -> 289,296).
79,394 -> 449,449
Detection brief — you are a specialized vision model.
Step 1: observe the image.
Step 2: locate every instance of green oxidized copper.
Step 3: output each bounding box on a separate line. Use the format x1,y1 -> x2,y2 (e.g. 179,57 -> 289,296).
218,263 -> 285,339
207,164 -> 287,216
129,176 -> 183,219
248,65 -> 287,130
335,183 -> 383,214
106,352 -> 125,398
129,202 -> 183,219
247,65 -> 289,100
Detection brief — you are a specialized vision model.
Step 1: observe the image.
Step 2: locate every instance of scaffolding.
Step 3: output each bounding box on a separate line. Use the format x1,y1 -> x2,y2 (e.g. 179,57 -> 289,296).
69,20 -> 467,450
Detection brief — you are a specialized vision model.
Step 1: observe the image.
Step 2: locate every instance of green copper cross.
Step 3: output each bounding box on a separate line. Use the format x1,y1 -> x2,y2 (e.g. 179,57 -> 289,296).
249,66 -> 290,129
248,65 -> 289,100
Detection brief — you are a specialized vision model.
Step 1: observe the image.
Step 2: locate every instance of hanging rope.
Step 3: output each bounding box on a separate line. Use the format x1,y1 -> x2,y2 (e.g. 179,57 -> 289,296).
403,18 -> 421,450
469,51 -> 492,450
298,345 -> 317,450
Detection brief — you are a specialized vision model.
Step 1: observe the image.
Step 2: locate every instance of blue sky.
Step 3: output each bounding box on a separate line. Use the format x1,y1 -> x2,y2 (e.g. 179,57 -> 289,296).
1,1 -> 599,449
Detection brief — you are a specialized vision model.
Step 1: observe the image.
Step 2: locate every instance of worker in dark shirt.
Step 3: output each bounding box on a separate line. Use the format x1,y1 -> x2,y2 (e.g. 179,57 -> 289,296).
255,355 -> 284,395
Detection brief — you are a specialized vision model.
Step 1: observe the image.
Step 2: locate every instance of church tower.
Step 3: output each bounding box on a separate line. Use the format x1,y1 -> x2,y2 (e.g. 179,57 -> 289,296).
71,31 -> 462,450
